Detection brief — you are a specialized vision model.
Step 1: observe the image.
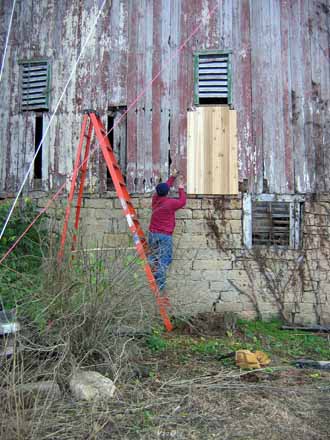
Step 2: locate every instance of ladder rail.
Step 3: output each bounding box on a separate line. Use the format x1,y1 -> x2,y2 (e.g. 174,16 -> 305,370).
58,114 -> 89,261
73,119 -> 93,248
58,111 -> 173,332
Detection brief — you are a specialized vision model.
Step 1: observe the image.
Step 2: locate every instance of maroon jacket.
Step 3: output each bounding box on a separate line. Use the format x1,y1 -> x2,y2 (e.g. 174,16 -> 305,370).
149,176 -> 187,235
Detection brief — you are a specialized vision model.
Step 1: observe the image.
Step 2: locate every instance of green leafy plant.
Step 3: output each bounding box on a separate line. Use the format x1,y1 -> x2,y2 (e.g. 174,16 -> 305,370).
0,198 -> 48,309
146,335 -> 168,352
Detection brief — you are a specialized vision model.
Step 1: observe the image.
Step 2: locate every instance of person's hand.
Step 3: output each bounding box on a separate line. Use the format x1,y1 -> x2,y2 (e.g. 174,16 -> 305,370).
178,175 -> 185,189
171,168 -> 179,178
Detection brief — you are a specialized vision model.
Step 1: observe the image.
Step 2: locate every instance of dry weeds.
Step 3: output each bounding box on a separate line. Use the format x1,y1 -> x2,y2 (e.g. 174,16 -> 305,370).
1,335 -> 330,440
1,247 -> 330,439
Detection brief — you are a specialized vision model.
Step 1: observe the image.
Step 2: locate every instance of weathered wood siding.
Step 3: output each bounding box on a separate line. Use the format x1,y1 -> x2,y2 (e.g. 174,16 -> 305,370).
0,0 -> 329,194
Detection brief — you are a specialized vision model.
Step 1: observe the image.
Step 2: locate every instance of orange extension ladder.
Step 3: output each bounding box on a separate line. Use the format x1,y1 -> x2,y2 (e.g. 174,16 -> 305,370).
58,110 -> 173,331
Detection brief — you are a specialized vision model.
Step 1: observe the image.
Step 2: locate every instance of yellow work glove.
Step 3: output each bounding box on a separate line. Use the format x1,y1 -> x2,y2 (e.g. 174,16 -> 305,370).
235,349 -> 271,369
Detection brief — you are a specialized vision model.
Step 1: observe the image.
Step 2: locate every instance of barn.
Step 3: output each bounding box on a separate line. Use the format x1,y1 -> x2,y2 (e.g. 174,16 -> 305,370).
0,0 -> 330,323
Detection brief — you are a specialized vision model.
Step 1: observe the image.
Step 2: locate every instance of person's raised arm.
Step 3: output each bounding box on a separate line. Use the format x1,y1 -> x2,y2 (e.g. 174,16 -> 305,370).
166,169 -> 179,188
168,175 -> 186,210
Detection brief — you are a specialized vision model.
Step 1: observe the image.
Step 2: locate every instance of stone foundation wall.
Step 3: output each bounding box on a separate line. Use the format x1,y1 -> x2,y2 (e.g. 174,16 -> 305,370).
32,192 -> 330,324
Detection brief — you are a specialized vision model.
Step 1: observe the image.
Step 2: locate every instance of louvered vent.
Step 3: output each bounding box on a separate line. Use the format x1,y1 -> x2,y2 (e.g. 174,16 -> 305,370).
198,53 -> 229,103
252,201 -> 290,246
20,61 -> 50,111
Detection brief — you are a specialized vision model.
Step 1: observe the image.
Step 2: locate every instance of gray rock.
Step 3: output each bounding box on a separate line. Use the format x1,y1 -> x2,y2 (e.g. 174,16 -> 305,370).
69,370 -> 116,401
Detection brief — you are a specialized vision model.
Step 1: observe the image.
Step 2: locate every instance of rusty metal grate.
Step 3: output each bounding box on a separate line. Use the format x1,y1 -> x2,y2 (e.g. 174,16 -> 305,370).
252,201 -> 290,246
20,60 -> 50,111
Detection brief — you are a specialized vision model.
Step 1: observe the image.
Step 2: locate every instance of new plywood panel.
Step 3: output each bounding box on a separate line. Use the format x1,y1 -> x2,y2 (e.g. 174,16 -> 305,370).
187,106 -> 238,195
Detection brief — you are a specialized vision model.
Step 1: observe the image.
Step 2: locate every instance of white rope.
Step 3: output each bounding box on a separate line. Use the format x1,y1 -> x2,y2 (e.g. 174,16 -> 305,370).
0,0 -> 108,240
0,0 -> 17,84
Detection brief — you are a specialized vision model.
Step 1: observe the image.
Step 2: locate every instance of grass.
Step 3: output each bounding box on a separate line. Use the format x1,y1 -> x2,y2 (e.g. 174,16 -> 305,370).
145,318 -> 330,364
238,319 -> 330,360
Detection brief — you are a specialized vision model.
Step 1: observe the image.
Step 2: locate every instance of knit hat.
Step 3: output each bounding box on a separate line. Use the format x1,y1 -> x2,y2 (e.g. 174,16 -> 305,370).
156,182 -> 169,196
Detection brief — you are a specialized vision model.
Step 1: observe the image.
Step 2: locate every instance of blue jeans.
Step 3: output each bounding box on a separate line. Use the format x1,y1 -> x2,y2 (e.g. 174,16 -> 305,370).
148,232 -> 173,291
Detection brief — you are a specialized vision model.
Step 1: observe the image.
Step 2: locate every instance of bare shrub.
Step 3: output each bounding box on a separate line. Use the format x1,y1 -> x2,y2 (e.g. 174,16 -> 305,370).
0,233 -> 160,438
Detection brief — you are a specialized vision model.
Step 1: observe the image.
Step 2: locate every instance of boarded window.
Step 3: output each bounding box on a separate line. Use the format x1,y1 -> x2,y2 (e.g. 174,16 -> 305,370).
243,195 -> 304,249
194,51 -> 231,105
187,106 -> 238,195
252,201 -> 290,246
20,60 -> 50,111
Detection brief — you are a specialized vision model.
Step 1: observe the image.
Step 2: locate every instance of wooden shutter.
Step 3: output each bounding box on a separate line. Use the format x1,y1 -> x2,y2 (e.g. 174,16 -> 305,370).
187,106 -> 238,194
198,53 -> 229,100
252,201 -> 290,246
20,61 -> 50,111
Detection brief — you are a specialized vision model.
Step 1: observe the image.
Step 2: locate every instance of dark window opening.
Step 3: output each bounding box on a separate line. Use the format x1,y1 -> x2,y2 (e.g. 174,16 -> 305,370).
252,201 -> 290,246
106,106 -> 127,191
199,97 -> 228,105
34,115 -> 43,180
168,118 -> 172,177
168,149 -> 172,178
106,114 -> 114,190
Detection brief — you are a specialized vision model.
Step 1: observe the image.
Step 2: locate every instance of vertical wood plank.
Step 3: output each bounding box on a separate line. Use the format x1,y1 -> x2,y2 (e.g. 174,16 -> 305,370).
143,0 -> 154,192
151,0 -> 162,186
289,0 -> 308,193
301,0 -> 314,192
204,107 -> 213,194
249,0 -> 264,193
270,0 -> 287,193
232,0 -> 254,188
257,0 -> 274,193
159,0 -> 171,182
229,109 -> 238,194
223,107 -> 230,193
212,107 -> 222,194
126,0 -> 138,191
280,0 -> 294,193
177,0 -> 193,184
310,0 -> 330,191
169,0 -> 181,175
135,0 -> 147,193
187,111 -> 193,194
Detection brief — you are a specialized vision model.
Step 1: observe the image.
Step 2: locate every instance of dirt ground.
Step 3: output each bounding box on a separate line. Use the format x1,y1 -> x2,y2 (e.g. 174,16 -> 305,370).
1,313 -> 330,440
21,348 -> 328,440
124,340 -> 330,440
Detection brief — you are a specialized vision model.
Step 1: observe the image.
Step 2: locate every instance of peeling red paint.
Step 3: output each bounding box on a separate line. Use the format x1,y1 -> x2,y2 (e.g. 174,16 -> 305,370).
0,0 -> 329,195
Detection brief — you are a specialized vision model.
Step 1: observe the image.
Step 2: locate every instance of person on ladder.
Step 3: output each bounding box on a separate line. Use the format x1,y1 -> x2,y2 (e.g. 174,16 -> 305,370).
148,170 -> 186,305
